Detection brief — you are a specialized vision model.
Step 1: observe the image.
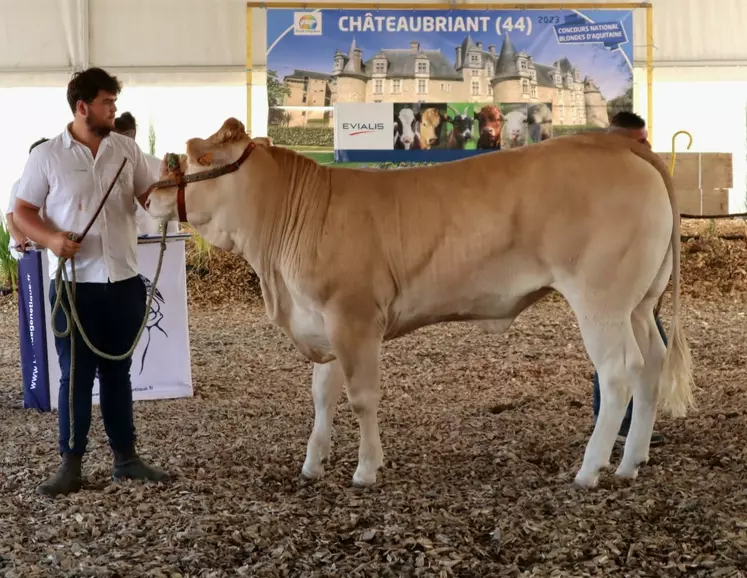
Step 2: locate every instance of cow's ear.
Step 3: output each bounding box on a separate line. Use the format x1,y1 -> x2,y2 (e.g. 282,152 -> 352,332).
186,137 -> 232,167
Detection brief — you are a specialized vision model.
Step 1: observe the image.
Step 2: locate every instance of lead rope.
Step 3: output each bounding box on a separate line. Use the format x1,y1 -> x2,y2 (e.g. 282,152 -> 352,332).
50,213 -> 170,451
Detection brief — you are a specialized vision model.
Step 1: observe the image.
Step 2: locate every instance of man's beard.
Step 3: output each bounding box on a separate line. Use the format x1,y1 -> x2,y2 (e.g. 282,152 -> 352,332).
86,114 -> 112,138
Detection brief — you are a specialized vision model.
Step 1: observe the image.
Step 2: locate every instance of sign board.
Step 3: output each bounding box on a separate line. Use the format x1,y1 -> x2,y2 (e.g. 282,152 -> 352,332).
265,7 -> 635,164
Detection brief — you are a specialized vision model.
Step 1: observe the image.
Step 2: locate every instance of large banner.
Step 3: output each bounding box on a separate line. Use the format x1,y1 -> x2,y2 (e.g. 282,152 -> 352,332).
265,8 -> 635,164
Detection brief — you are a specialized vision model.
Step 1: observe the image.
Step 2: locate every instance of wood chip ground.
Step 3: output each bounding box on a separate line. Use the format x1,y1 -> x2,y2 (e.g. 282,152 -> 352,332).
1,220 -> 747,577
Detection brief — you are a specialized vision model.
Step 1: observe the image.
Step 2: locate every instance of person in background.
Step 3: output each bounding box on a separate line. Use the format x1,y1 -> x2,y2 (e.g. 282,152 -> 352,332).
113,112 -> 177,235
5,138 -> 49,256
591,110 -> 667,446
12,66 -> 171,497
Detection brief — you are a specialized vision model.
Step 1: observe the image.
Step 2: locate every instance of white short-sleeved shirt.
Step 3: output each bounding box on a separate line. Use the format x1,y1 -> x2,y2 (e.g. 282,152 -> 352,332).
6,178 -> 46,257
15,124 -> 154,284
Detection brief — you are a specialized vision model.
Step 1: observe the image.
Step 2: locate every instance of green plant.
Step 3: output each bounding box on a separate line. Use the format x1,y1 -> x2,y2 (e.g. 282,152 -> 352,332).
267,126 -> 334,148
183,224 -> 213,274
148,121 -> 157,156
0,216 -> 18,295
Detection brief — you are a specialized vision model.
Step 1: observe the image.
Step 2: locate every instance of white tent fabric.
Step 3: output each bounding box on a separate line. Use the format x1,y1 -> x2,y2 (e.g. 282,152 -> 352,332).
1,0 -> 747,85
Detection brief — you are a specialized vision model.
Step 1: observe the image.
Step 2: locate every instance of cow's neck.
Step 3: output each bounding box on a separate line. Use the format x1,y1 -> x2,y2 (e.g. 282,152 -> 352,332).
214,147 -> 330,303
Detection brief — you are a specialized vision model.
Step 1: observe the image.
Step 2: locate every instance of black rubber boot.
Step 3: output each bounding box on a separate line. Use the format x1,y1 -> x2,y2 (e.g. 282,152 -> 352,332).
36,453 -> 83,497
112,447 -> 171,483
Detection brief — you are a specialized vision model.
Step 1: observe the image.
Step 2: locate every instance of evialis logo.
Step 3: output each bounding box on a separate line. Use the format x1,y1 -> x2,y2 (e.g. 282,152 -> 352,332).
294,12 -> 322,35
342,122 -> 385,136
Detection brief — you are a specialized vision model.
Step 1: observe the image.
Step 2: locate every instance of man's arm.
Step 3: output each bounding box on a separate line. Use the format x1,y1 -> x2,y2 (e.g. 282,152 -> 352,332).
14,148 -> 80,258
131,143 -> 157,210
5,212 -> 27,251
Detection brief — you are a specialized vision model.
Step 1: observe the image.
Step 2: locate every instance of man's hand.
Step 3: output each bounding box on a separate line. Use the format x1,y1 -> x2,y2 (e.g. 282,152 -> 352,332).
48,231 -> 81,259
13,238 -> 30,253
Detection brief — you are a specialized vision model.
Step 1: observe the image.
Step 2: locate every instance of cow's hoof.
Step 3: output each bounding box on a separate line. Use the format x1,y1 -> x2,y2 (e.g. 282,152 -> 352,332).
572,470 -> 600,490
614,465 -> 640,481
351,469 -> 377,488
301,463 -> 324,481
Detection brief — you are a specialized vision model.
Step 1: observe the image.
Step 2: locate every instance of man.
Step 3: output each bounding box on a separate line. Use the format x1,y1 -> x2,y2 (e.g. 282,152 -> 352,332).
13,67 -> 171,497
591,110 -> 668,446
112,112 -> 177,235
6,138 -> 49,256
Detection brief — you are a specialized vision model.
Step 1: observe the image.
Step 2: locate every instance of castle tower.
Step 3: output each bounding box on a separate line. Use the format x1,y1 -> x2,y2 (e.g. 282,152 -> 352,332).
584,76 -> 609,127
335,36 -> 366,103
491,32 -> 523,103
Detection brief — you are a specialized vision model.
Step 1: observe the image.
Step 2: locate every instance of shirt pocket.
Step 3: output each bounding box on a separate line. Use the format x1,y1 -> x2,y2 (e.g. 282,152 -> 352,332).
110,161 -> 136,214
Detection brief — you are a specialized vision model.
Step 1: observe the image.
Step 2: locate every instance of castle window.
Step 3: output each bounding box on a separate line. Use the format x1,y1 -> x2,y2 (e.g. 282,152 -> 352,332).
374,61 -> 386,74
471,69 -> 480,77
417,79 -> 427,94
470,53 -> 480,65
392,79 -> 401,93
519,59 -> 527,70
374,79 -> 383,94
488,84 -> 493,96
530,69 -> 536,81
521,79 -> 529,95
487,62 -> 494,76
472,80 -> 480,96
559,104 -> 564,119
531,86 -> 537,98
440,82 -> 452,92
416,60 -> 428,74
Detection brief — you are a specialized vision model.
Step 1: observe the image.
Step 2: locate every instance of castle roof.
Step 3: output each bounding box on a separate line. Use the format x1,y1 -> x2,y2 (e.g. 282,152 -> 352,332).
284,69 -> 332,82
360,49 -> 463,81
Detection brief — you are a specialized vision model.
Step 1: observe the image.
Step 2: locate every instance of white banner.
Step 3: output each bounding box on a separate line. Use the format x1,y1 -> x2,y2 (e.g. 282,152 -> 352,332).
45,236 -> 194,409
334,102 -> 393,150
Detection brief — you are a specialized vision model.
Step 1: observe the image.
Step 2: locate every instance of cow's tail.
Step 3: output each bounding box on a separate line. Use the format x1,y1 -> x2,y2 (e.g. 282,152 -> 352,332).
633,146 -> 695,419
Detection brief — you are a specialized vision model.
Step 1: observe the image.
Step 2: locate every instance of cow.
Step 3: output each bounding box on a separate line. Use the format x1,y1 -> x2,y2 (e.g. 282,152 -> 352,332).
393,107 -> 422,150
418,107 -> 445,149
527,103 -> 553,143
144,118 -> 694,491
502,109 -> 528,148
445,105 -> 475,149
474,104 -> 505,150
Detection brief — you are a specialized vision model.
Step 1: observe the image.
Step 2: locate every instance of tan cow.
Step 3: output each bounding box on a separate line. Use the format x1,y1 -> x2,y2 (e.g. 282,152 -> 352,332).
145,118 -> 694,490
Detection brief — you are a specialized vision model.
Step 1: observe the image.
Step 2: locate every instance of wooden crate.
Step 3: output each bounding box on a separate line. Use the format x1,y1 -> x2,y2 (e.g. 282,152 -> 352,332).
653,151 -> 733,216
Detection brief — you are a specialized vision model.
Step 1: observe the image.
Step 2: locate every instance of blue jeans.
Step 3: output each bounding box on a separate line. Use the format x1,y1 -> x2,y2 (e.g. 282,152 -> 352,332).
49,275 -> 146,456
592,316 -> 668,436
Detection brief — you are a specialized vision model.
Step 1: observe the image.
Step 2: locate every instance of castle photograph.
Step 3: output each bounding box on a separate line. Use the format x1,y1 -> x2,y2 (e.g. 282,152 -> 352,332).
277,32 -> 615,129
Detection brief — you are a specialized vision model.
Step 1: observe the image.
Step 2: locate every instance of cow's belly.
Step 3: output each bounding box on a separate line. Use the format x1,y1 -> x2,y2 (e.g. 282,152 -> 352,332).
384,259 -> 552,339
284,302 -> 335,364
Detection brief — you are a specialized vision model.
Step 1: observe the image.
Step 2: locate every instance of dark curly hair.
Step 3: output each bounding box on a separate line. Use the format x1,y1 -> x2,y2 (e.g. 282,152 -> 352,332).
66,67 -> 122,114
114,112 -> 137,133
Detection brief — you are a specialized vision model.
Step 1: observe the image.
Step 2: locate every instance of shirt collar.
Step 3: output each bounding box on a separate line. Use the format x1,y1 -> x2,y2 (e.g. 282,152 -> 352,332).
63,122 -> 113,150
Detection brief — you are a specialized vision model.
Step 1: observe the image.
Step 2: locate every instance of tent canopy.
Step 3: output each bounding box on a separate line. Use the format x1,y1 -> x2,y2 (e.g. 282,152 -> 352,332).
0,0 -> 746,86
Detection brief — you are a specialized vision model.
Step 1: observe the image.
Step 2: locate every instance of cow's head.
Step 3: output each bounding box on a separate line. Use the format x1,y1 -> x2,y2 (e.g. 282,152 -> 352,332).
418,107 -> 444,149
393,107 -> 422,150
145,117 -> 261,234
474,104 -> 505,148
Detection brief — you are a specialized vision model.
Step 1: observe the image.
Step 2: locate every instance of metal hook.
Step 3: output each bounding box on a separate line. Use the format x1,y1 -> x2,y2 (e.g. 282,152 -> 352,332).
669,130 -> 693,176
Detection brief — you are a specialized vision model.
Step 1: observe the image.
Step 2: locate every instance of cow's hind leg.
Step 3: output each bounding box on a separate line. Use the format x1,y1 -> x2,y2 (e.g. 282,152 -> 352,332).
573,311 -> 644,489
301,361 -> 344,480
615,302 -> 666,480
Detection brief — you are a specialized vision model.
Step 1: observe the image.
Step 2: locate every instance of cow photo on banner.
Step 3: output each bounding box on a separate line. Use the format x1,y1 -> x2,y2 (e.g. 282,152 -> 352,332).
264,8 -> 634,165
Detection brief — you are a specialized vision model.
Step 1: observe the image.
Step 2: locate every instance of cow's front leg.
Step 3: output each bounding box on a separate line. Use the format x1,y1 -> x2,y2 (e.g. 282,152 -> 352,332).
327,315 -> 384,487
301,361 -> 344,480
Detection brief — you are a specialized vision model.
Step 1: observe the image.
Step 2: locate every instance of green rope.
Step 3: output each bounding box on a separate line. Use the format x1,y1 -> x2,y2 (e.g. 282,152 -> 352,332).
50,223 -> 170,451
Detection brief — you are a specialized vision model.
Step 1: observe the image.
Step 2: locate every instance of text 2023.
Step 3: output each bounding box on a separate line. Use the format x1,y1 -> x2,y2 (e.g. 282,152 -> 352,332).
537,15 -> 561,24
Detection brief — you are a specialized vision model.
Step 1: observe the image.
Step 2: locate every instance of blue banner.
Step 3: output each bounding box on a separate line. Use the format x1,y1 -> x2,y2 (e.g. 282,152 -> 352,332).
18,250 -> 51,412
265,7 -> 635,165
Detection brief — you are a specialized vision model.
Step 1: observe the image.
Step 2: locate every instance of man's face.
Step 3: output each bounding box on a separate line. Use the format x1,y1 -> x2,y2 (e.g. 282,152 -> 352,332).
79,90 -> 117,137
